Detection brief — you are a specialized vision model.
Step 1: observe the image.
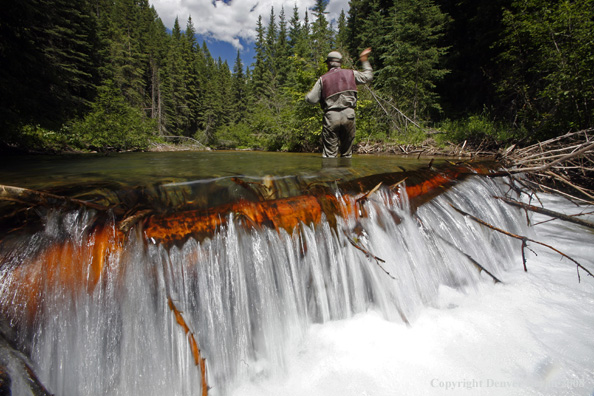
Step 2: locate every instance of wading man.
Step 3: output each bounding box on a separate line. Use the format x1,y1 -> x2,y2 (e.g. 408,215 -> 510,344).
305,48 -> 373,158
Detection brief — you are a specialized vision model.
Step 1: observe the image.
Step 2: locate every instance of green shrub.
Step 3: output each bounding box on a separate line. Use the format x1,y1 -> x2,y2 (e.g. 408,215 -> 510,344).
18,124 -> 74,152
437,114 -> 518,146
68,82 -> 157,152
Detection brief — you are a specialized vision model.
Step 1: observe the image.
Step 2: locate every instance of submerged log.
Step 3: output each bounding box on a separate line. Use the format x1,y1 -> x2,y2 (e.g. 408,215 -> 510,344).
0,184 -> 109,212
144,195 -> 332,245
145,164 -> 489,246
0,162 -> 492,325
1,223 -> 122,324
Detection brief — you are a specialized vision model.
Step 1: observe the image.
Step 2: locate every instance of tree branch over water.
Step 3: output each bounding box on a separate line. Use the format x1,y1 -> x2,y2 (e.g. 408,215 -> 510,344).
450,204 -> 593,282
494,196 -> 594,230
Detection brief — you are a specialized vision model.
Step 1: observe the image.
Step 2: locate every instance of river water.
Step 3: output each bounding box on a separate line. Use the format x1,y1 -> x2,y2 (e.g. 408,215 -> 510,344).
0,152 -> 592,396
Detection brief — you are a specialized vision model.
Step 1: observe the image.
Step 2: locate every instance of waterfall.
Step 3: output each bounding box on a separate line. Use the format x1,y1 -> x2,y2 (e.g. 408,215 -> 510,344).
1,175 -> 530,395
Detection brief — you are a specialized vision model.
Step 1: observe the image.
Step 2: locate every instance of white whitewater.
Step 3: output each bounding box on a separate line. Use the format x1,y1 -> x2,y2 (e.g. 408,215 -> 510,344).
3,176 -> 593,395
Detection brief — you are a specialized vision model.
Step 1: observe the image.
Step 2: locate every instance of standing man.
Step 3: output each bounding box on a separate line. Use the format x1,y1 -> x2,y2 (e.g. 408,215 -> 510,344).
305,48 -> 373,158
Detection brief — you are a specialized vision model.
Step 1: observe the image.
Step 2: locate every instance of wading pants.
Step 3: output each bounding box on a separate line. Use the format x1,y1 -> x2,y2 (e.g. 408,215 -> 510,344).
322,108 -> 356,158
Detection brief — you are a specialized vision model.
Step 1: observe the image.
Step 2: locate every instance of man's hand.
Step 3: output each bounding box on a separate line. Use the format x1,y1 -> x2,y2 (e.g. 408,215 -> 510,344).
359,48 -> 372,62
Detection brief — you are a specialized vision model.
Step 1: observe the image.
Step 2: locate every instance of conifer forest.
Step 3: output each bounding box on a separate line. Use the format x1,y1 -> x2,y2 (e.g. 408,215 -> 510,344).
1,0 -> 593,153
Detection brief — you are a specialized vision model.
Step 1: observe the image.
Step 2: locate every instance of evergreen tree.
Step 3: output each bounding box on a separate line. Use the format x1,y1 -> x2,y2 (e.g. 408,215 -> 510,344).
288,5 -> 311,60
0,0 -> 99,135
197,42 -> 221,141
162,17 -> 191,135
346,0 -> 374,59
335,10 -> 349,60
378,0 -> 450,121
217,58 -> 234,127
265,7 -> 278,80
347,0 -> 393,70
144,7 -> 169,134
288,5 -> 301,53
232,50 -> 248,122
251,16 -> 269,101
310,0 -> 333,62
99,0 -> 149,107
276,7 -> 291,87
183,16 -> 202,136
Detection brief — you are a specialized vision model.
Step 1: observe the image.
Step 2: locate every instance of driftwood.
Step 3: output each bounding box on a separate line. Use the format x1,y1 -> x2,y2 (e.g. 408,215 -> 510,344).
414,215 -> 503,284
495,196 -> 594,230
342,230 -> 395,280
450,204 -> 593,282
0,184 -> 109,212
434,233 -> 502,284
167,298 -> 208,396
498,128 -> 594,204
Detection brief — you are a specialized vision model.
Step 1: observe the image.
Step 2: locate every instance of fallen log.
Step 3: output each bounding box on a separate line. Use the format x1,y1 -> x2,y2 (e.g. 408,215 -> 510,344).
144,164 -> 487,246
0,184 -> 109,212
495,196 -> 594,230
0,162 -> 492,325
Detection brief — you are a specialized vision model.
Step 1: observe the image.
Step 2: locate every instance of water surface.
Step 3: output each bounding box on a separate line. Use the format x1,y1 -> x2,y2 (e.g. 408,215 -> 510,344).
0,151 -> 455,190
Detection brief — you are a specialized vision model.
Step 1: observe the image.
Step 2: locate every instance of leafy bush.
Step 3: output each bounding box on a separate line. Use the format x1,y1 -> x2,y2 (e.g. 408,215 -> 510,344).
437,114 -> 518,146
67,82 -> 157,152
18,124 -> 77,152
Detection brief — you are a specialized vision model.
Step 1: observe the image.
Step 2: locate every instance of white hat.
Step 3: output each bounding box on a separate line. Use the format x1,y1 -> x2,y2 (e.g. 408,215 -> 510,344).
326,51 -> 343,62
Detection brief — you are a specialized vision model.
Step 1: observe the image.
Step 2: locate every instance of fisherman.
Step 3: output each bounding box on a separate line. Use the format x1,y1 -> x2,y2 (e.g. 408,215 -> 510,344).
305,48 -> 373,158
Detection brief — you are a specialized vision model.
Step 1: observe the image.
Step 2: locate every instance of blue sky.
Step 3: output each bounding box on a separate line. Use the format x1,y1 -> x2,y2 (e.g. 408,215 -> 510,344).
150,0 -> 350,68
196,34 -> 255,69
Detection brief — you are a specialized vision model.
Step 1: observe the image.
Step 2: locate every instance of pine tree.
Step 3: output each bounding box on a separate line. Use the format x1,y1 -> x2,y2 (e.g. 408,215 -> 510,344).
276,7 -> 291,87
378,0 -> 450,121
183,16 -> 202,136
217,58 -> 234,127
232,50 -> 248,122
288,5 -> 302,53
265,7 -> 278,81
346,0 -> 373,58
99,0 -> 149,107
347,0 -> 393,70
335,10 -> 349,61
310,0 -> 333,63
145,6 -> 169,134
0,0 -> 99,134
288,5 -> 311,60
197,42 -> 221,141
162,17 -> 191,135
251,16 -> 269,101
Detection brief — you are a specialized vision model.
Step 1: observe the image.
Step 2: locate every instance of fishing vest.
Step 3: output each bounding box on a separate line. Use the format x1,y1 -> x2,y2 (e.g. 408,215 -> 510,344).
321,68 -> 357,100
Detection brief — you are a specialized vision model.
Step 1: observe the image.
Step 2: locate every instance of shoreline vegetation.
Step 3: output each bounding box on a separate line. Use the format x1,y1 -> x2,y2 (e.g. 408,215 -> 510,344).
1,0 -> 592,204
2,126 -> 592,207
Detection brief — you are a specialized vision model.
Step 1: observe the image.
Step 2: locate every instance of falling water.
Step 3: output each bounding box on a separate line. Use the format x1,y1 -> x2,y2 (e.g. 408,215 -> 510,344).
1,175 -> 530,395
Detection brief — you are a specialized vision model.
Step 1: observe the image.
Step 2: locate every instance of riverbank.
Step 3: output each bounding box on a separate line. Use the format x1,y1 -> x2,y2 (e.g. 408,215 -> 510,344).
143,137 -> 502,160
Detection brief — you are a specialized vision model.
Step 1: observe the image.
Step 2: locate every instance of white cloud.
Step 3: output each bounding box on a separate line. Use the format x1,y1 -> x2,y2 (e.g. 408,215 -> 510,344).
150,0 -> 350,50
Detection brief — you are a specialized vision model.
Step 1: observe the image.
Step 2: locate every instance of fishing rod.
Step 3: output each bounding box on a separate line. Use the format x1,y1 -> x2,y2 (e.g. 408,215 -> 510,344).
348,52 -> 423,135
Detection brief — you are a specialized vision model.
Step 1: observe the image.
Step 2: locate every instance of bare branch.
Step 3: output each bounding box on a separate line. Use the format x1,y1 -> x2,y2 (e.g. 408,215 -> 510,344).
495,196 -> 594,230
450,204 -> 594,280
